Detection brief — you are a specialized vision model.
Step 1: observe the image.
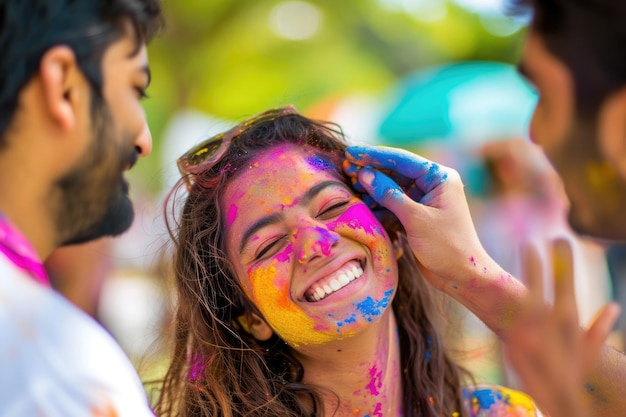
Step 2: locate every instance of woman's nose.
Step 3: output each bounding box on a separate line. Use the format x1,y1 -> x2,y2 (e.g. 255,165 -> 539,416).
295,224 -> 339,265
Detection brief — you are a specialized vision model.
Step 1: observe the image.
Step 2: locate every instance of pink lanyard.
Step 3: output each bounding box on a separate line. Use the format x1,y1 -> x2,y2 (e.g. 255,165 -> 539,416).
0,214 -> 49,286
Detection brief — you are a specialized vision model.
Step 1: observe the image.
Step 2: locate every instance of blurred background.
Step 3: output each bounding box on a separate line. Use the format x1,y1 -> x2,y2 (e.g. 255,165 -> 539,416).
45,0 -> 621,399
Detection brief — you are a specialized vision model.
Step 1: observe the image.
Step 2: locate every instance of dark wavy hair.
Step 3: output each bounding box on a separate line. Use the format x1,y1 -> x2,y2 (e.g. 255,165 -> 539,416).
509,0 -> 626,113
0,0 -> 164,142
154,109 -> 471,417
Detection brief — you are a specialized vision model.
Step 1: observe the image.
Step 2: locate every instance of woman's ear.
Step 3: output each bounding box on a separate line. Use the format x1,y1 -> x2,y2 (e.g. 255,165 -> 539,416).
599,86 -> 626,180
236,312 -> 274,341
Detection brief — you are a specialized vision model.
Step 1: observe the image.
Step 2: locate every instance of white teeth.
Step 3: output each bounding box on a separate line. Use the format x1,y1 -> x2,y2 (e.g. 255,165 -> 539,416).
306,265 -> 364,302
338,274 -> 350,286
315,287 -> 326,300
351,266 -> 359,278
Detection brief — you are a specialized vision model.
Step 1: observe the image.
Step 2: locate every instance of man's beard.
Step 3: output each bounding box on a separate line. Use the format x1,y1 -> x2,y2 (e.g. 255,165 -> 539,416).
54,99 -> 137,246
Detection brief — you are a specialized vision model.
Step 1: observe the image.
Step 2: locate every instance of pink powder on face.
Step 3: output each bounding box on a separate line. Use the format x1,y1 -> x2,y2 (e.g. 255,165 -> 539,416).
331,204 -> 385,238
275,244 -> 294,263
227,204 -> 238,226
294,226 -> 337,260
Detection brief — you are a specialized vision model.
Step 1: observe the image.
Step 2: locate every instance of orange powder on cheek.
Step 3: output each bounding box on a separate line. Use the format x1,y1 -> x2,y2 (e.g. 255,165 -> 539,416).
248,262 -> 340,347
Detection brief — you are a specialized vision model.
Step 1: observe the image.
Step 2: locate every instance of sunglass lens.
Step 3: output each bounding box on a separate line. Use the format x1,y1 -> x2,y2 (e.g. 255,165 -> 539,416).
187,136 -> 224,166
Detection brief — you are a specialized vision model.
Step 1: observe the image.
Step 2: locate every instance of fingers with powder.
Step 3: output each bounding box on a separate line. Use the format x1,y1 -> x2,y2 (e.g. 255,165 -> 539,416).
505,238 -> 621,417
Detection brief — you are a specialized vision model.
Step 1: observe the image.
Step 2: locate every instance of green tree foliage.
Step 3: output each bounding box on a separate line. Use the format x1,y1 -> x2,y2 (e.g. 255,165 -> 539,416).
135,0 -> 525,192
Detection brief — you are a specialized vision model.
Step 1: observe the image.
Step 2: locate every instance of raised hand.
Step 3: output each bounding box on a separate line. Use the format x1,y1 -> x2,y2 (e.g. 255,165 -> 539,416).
504,238 -> 621,417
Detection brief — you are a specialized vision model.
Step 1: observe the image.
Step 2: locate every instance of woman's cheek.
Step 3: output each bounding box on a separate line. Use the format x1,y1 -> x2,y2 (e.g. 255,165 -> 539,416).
247,260 -> 296,317
245,244 -> 294,302
331,204 -> 395,280
246,258 -> 337,347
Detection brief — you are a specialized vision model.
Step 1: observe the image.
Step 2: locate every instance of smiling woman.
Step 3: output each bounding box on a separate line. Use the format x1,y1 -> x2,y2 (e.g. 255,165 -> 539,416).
154,106 -> 545,417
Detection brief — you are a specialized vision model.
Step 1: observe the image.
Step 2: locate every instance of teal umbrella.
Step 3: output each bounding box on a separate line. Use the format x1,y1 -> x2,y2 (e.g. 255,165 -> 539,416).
378,61 -> 537,149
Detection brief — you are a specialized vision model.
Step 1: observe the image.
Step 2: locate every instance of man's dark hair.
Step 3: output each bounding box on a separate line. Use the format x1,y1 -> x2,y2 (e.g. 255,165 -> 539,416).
509,0 -> 626,113
0,0 -> 164,141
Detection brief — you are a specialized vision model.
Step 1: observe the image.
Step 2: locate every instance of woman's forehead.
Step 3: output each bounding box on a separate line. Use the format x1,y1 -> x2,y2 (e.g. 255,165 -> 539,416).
232,144 -> 340,184
222,145 -> 341,211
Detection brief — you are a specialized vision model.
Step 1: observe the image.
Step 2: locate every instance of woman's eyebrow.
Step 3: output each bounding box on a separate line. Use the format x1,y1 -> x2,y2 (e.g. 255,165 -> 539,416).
238,180 -> 350,254
239,213 -> 282,254
300,180 -> 350,205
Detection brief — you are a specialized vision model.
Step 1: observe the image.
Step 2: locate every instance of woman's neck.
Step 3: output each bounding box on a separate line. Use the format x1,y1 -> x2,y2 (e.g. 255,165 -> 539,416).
295,310 -> 403,416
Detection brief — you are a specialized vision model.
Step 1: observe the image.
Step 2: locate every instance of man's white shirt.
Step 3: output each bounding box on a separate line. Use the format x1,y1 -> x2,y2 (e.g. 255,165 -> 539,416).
0,254 -> 154,417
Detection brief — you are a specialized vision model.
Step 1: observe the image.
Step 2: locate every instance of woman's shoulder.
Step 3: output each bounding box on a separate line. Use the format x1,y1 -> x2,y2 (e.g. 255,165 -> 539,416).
462,383 -> 547,416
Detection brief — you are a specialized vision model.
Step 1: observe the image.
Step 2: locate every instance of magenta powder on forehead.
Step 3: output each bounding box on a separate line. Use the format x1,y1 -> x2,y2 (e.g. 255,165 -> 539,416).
227,204 -> 238,226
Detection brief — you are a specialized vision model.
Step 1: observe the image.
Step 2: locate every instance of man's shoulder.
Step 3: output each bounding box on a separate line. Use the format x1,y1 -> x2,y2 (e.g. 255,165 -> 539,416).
0,252 -> 137,374
0,254 -> 153,417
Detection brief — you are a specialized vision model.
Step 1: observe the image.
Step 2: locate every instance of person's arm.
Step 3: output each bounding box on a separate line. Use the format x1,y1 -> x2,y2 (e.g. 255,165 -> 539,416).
504,239 -> 622,417
344,144 -> 624,417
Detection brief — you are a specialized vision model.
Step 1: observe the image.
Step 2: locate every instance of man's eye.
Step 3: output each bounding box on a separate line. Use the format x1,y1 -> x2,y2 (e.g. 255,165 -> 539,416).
135,86 -> 149,99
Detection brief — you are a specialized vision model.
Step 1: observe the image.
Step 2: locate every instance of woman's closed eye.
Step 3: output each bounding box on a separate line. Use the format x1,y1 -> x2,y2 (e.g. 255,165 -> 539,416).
254,235 -> 288,261
317,200 -> 350,219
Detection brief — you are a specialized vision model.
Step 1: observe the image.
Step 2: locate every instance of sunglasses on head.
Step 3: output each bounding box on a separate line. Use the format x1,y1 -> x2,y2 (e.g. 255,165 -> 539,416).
177,105 -> 299,190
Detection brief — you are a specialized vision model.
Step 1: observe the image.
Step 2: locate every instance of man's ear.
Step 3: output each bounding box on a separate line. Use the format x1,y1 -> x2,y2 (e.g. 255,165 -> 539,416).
236,312 -> 274,342
39,46 -> 82,131
599,86 -> 626,180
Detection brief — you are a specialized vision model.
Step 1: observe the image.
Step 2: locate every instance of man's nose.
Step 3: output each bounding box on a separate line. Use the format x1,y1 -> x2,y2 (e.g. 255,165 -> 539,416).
135,122 -> 153,157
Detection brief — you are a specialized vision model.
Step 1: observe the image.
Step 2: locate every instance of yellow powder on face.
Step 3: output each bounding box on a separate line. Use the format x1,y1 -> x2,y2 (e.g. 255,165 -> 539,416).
248,262 -> 340,347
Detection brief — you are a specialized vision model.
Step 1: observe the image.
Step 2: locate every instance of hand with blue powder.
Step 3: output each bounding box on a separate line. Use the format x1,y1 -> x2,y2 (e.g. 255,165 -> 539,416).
344,145 -> 530,341
343,145 -> 493,291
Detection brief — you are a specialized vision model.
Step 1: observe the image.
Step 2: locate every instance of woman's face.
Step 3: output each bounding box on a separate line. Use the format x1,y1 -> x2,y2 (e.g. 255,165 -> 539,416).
222,144 -> 398,348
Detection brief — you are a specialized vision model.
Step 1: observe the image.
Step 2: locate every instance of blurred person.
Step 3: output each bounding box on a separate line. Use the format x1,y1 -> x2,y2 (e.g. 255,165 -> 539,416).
475,138 -> 568,277
514,0 -> 626,241
476,139 -> 611,325
0,1 -> 163,416
498,1 -> 626,416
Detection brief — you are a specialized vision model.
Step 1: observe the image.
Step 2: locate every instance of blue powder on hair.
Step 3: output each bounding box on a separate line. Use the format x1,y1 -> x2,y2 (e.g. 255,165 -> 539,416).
307,156 -> 333,172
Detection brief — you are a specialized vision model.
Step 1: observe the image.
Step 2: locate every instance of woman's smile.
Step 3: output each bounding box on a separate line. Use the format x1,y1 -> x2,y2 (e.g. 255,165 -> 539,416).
303,259 -> 364,302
